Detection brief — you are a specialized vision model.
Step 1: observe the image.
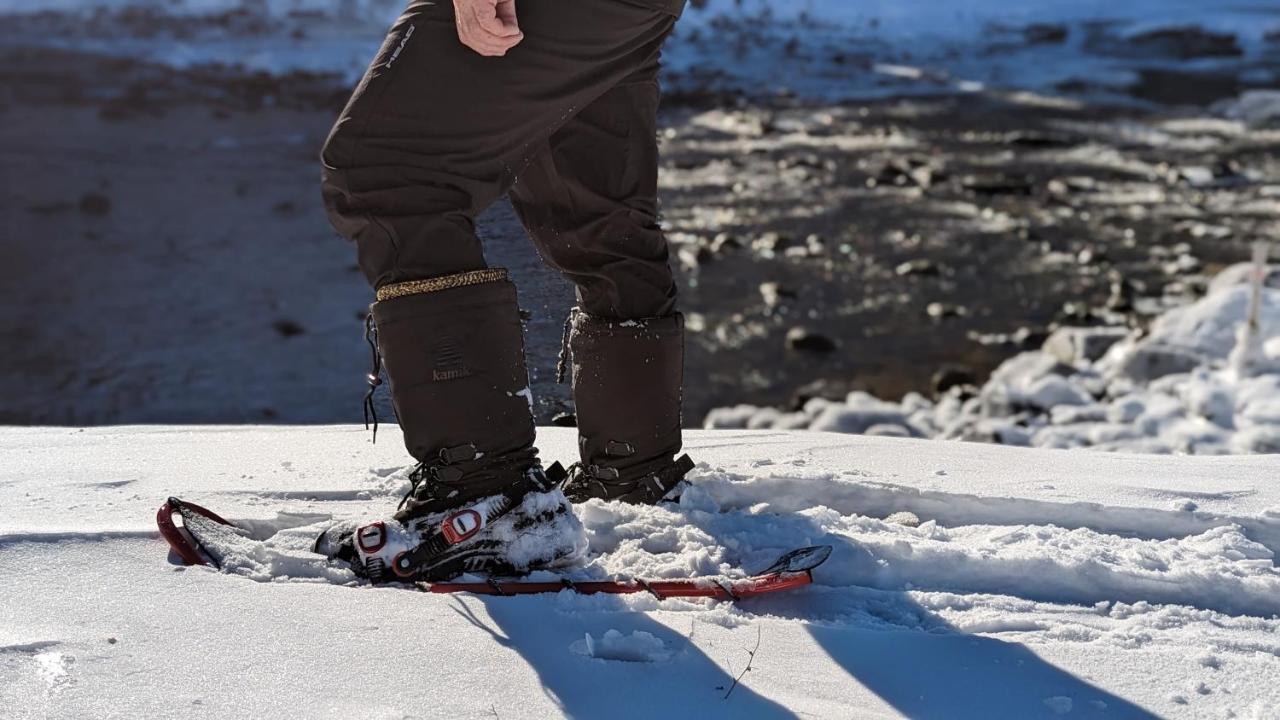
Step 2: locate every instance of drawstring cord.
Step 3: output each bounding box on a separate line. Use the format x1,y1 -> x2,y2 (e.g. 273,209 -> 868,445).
554,309 -> 576,384
362,311 -> 383,443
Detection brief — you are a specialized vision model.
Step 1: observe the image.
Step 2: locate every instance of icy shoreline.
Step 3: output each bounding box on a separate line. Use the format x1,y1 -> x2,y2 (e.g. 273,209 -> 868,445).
709,260 -> 1280,455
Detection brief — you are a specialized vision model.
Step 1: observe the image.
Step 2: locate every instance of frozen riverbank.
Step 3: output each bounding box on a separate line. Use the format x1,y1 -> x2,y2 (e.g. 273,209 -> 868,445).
709,259 -> 1280,455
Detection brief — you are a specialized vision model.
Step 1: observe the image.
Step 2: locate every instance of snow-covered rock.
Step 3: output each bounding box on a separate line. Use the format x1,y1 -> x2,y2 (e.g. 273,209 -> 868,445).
1043,326 -> 1130,367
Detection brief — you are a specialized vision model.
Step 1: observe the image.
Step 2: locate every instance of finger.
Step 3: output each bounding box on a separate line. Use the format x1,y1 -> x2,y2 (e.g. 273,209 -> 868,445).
495,0 -> 519,32
460,27 -> 517,56
472,2 -> 521,38
456,17 -> 513,55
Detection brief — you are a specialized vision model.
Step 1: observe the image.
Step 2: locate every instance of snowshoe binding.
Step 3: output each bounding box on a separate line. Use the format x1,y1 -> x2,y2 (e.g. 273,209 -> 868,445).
317,461 -> 587,583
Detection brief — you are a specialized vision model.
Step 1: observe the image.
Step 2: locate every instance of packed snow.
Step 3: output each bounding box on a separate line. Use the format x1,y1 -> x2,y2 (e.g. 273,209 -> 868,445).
2,425 -> 1278,717
709,260 -> 1280,456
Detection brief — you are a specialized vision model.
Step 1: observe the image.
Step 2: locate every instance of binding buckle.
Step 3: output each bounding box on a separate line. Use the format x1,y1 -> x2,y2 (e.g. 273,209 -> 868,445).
355,521 -> 387,554
441,509 -> 484,545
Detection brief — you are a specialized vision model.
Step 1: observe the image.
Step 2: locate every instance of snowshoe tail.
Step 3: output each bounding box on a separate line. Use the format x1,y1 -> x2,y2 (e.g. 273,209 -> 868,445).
157,497 -> 235,567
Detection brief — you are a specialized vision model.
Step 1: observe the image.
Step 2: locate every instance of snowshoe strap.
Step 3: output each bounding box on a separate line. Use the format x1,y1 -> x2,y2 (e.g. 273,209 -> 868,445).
383,467 -> 554,580
615,454 -> 695,504
567,454 -> 695,505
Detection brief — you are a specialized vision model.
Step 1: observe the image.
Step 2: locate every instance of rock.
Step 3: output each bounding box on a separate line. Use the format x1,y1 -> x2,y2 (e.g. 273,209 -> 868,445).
1231,426 -> 1280,454
900,391 -> 934,414
1109,343 -> 1204,383
787,379 -> 845,409
752,232 -> 793,254
745,408 -> 783,430
709,232 -> 742,253
1107,395 -> 1147,424
865,423 -> 912,438
1024,24 -> 1068,45
1131,27 -> 1242,59
78,192 -> 112,216
951,419 -> 1032,446
1178,166 -> 1215,187
702,405 -> 758,429
884,511 -> 921,526
1128,67 -> 1242,106
1042,326 -> 1130,366
1090,26 -> 1243,60
1107,277 -> 1139,312
1050,404 -> 1107,425
876,157 -> 934,188
809,404 -> 910,435
981,351 -> 1078,415
786,327 -> 837,353
1185,377 -> 1235,428
1214,90 -> 1280,126
896,259 -> 940,277
1024,375 -> 1093,411
759,282 -> 797,308
1015,327 -> 1051,350
1004,129 -> 1077,148
272,319 -> 305,338
932,365 -> 976,395
960,173 -> 1032,196
926,302 -> 967,320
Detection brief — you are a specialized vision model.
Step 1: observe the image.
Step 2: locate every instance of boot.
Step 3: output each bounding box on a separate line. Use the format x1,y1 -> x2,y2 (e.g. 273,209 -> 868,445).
322,269 -> 586,582
560,310 -> 695,504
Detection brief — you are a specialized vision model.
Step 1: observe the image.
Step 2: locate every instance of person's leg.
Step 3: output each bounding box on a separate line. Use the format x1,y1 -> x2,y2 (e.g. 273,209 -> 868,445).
319,0 -> 677,512
510,66 -> 692,504
321,0 -> 676,290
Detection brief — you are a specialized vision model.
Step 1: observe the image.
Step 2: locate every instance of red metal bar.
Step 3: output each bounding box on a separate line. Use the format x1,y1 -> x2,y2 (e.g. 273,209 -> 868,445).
424,570 -> 813,599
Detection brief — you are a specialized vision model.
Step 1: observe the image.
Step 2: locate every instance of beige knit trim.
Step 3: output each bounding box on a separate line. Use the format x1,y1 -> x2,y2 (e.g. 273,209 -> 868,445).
376,268 -> 508,302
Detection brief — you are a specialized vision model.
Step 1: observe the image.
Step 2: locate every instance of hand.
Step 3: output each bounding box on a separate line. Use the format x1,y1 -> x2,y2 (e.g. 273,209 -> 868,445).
453,0 -> 523,57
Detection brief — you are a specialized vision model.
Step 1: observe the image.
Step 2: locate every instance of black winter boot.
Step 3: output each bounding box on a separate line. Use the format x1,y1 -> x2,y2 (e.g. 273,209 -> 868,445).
560,310 -> 695,504
322,269 -> 585,582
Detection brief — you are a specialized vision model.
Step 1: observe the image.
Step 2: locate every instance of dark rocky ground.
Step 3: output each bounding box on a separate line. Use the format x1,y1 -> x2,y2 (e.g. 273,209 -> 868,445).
1,23 -> 1278,426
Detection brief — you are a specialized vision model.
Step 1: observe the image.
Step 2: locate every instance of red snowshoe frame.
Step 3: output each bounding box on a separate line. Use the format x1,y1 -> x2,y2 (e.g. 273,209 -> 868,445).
156,498 -> 231,566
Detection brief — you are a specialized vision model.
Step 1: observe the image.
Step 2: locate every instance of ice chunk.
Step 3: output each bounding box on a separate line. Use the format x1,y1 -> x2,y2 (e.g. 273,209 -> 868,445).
570,630 -> 671,663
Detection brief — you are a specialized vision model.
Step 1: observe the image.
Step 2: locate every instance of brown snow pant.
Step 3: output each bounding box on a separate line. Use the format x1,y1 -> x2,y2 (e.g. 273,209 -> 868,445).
320,0 -> 686,495
320,0 -> 678,320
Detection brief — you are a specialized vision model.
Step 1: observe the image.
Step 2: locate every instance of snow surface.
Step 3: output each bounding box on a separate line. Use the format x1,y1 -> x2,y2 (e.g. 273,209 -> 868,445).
2,425 -> 1279,718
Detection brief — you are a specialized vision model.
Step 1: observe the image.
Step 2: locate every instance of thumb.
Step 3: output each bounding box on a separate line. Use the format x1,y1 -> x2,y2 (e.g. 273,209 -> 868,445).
494,0 -> 519,33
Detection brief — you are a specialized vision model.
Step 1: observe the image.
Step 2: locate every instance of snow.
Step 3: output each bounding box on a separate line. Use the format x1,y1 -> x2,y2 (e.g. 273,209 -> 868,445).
709,262 -> 1280,456
2,425 -> 1279,717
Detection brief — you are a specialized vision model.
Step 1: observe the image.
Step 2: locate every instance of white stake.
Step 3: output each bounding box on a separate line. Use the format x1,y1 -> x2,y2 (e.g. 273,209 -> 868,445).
1228,241 -> 1272,377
